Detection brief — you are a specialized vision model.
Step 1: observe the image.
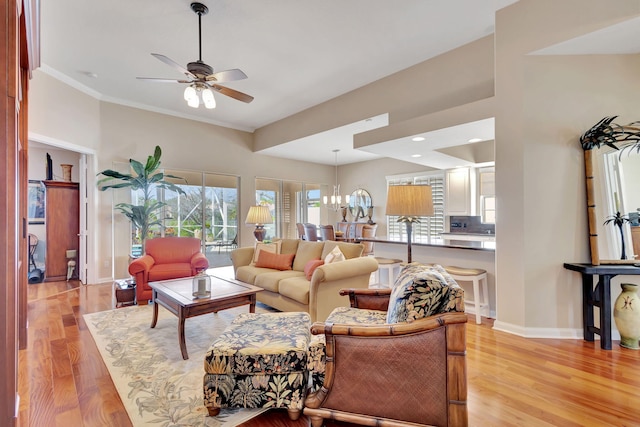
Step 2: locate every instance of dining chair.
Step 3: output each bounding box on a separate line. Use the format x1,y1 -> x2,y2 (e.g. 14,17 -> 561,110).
361,223 -> 378,256
296,223 -> 306,240
335,222 -> 351,241
319,225 -> 336,241
304,223 -> 321,241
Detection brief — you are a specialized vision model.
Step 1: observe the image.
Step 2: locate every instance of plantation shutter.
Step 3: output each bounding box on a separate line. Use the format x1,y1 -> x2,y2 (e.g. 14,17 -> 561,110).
386,172 -> 445,241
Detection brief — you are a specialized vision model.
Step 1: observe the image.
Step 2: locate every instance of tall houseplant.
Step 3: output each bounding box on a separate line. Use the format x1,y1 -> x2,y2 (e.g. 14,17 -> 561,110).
97,146 -> 185,254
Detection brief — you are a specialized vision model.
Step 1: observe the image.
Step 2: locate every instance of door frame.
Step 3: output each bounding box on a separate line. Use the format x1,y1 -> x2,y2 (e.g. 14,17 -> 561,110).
28,132 -> 97,284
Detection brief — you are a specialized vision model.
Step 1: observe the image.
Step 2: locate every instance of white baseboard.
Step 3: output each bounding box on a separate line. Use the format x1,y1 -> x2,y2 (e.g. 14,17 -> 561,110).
492,320 -> 622,341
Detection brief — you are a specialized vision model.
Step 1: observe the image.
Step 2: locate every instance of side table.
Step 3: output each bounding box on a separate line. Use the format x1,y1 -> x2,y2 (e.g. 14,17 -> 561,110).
563,263 -> 640,350
114,278 -> 136,307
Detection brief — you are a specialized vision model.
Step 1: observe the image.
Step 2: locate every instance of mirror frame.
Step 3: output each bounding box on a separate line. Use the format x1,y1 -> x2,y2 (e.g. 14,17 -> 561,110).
584,147 -> 637,265
348,188 -> 372,221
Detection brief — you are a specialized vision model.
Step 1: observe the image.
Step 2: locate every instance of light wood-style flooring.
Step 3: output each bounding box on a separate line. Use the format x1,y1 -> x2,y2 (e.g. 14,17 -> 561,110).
18,280 -> 640,426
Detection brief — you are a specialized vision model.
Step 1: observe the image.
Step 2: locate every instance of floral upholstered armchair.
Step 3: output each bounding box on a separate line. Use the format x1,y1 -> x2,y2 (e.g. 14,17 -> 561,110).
305,263 -> 468,427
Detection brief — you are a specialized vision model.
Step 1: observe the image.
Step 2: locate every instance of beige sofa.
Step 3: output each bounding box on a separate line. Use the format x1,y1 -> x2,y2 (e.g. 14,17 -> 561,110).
231,239 -> 379,322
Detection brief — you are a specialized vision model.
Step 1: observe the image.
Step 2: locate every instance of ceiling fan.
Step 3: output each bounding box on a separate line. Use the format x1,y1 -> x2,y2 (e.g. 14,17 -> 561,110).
137,2 -> 254,108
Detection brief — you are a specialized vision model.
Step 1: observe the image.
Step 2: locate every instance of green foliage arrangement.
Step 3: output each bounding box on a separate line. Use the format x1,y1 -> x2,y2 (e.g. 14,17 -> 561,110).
97,146 -> 185,253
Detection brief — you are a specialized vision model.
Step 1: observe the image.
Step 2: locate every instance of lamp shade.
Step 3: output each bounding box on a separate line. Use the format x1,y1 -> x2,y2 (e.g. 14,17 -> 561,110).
385,184 -> 434,218
245,205 -> 273,225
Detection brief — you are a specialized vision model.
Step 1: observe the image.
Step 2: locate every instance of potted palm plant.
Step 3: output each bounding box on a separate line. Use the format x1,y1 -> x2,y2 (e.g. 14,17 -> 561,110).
97,146 -> 185,254
603,211 -> 631,260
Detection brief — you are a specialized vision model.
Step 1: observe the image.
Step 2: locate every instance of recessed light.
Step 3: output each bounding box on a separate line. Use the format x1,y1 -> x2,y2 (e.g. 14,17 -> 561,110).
411,154 -> 422,158
468,138 -> 482,143
412,136 -> 425,142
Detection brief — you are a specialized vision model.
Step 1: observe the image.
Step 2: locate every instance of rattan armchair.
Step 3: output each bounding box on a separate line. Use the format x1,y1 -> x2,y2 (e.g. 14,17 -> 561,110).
304,288 -> 468,427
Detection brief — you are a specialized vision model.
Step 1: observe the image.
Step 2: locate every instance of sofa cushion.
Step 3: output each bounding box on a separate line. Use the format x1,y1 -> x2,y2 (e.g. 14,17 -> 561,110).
326,306 -> 388,325
255,270 -> 305,293
292,241 -> 324,272
386,267 -> 452,324
304,259 -> 324,280
321,241 -> 363,260
278,276 -> 311,304
252,241 -> 281,264
145,236 -> 201,264
393,263 -> 465,314
255,250 -> 295,271
323,245 -> 345,264
277,238 -> 300,256
148,263 -> 192,282
236,265 -> 280,285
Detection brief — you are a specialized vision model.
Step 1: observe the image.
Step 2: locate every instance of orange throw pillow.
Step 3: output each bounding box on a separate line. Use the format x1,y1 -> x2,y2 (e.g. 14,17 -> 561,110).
304,259 -> 324,280
255,250 -> 295,271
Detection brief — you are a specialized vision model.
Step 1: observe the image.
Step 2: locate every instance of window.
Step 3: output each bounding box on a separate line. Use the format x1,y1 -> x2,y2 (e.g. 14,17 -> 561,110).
256,178 -> 323,240
478,167 -> 495,224
386,172 -> 445,242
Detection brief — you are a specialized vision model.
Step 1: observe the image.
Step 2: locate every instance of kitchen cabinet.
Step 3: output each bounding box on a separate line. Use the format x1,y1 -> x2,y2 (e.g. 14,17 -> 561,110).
445,167 -> 475,216
44,181 -> 79,282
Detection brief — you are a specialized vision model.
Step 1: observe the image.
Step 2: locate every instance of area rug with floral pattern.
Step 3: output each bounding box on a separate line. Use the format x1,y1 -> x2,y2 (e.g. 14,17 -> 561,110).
84,304 -> 271,426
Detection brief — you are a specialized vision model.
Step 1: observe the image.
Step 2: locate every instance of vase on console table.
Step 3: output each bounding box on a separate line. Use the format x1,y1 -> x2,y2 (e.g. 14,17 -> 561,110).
340,206 -> 348,222
614,283 -> 640,349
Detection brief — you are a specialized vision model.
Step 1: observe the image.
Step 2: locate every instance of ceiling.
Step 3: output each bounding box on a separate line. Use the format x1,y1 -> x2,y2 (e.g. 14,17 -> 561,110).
41,0 -> 521,165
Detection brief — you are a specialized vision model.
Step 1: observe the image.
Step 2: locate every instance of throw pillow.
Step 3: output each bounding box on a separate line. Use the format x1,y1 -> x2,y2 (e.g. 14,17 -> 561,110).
386,269 -> 450,324
252,241 -> 282,264
304,259 -> 324,280
255,250 -> 295,271
292,241 -> 324,271
324,245 -> 345,264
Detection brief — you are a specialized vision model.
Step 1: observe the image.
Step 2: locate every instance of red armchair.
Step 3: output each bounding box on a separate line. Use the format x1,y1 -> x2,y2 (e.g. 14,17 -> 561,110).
128,237 -> 209,303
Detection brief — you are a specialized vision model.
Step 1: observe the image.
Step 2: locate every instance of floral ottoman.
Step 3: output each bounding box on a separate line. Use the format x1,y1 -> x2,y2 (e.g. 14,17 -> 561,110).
203,311 -> 311,420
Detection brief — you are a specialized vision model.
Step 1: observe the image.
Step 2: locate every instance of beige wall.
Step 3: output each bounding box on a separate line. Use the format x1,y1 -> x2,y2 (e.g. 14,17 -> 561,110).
494,0 -> 640,334
255,35 -> 495,150
29,71 -> 101,149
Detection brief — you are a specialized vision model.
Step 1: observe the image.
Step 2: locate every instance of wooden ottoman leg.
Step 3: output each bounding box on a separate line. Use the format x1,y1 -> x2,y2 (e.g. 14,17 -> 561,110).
207,407 -> 220,417
309,415 -> 324,427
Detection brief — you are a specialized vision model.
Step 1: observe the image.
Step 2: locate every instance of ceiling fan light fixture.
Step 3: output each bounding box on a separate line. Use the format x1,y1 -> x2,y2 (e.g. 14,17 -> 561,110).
184,85 -> 197,102
202,88 -> 216,109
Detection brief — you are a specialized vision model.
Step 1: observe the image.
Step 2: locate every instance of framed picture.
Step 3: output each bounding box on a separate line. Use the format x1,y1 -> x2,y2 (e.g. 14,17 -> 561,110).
28,180 -> 46,224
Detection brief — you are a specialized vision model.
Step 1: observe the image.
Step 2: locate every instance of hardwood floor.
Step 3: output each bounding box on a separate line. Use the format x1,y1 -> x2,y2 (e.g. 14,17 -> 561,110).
18,280 -> 640,426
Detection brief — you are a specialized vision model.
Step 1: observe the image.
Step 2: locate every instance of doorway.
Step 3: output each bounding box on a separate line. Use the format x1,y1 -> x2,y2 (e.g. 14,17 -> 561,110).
27,138 -> 96,284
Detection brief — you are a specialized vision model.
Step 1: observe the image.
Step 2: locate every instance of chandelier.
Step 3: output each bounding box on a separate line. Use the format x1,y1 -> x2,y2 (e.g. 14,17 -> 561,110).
323,149 -> 350,211
184,83 -> 216,109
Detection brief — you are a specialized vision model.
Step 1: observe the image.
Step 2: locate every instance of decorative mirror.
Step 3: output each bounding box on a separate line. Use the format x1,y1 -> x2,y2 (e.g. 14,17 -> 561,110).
581,116 -> 640,265
348,188 -> 372,221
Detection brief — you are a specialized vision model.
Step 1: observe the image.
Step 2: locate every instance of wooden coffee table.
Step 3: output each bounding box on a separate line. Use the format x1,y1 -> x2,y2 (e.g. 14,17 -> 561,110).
149,275 -> 262,359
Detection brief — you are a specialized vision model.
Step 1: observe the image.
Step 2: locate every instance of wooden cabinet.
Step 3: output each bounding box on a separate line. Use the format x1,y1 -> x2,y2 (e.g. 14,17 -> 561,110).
44,181 -> 79,282
631,227 -> 640,259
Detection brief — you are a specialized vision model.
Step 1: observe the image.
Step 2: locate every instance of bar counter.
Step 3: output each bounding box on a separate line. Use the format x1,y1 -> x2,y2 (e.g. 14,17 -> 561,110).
358,235 -> 496,318
358,236 -> 496,252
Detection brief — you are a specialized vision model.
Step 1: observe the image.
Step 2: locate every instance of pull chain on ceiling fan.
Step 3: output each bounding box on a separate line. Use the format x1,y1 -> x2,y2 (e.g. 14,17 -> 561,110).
137,2 -> 254,109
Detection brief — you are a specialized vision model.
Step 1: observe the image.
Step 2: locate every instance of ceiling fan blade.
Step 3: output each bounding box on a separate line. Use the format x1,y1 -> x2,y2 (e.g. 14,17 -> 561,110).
205,69 -> 248,83
210,84 -> 254,103
136,77 -> 193,83
151,53 -> 197,79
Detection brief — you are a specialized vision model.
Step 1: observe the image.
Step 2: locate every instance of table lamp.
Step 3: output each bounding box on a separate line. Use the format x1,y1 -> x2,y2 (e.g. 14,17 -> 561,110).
385,184 -> 433,263
245,205 -> 273,241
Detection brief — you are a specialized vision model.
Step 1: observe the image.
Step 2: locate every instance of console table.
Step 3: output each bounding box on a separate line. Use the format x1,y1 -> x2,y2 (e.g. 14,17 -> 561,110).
563,263 -> 640,350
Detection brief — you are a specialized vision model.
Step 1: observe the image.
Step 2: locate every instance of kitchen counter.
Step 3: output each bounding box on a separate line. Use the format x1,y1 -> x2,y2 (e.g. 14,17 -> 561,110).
439,232 -> 496,242
358,236 -> 495,251
358,235 -> 496,318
